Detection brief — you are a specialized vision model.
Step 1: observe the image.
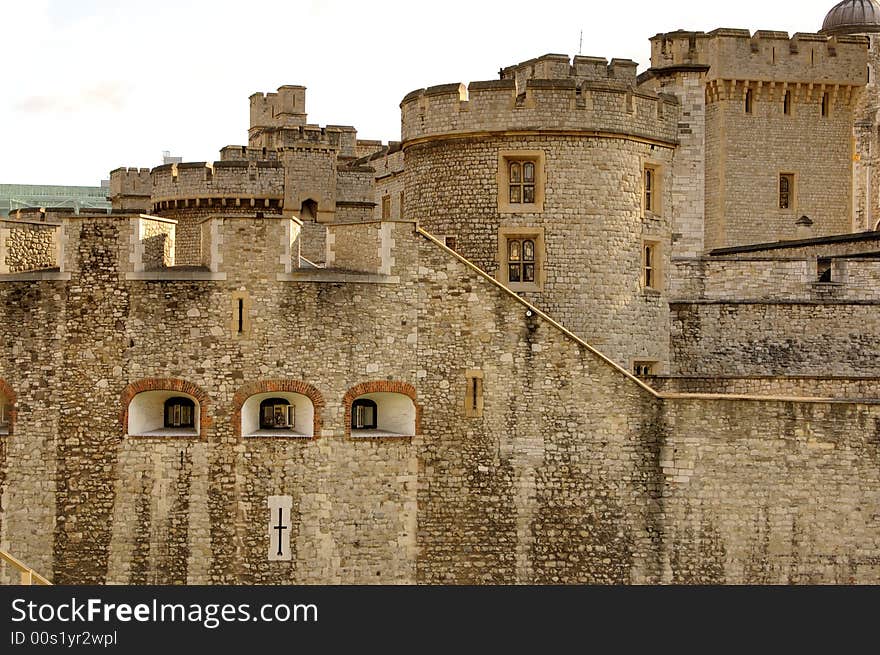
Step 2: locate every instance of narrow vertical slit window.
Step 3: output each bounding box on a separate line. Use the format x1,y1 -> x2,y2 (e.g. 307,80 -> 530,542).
779,174 -> 794,210
644,167 -> 654,213
783,90 -> 791,116
745,88 -> 753,114
237,298 -> 244,334
465,370 -> 484,418
821,92 -> 830,117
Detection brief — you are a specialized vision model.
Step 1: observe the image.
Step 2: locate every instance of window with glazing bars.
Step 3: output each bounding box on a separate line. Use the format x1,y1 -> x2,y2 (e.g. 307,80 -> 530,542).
509,161 -> 536,204
508,238 -> 536,283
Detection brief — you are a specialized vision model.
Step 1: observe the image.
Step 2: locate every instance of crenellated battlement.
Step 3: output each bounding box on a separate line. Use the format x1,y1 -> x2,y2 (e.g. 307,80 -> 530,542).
108,167 -> 152,211
500,53 -> 639,91
400,66 -> 680,145
150,160 -> 284,211
249,85 -> 307,131
649,29 -> 868,85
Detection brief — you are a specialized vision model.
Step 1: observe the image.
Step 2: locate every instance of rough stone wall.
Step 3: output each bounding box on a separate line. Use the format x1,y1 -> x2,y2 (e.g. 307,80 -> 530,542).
2,215 -> 880,584
2,223 -> 57,272
140,218 -> 174,270
660,397 -> 880,584
407,134 -> 673,371
651,375 -> 880,399
670,301 -> 880,376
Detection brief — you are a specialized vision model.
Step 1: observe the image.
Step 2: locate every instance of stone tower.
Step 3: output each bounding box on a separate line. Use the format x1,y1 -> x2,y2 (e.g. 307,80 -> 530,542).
821,0 -> 880,231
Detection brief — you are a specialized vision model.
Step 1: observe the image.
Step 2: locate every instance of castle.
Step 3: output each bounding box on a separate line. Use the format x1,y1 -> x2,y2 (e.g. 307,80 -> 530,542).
2,1 -> 880,584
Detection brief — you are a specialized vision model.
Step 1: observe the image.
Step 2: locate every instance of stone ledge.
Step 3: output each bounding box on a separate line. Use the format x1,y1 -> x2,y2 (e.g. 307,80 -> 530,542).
0,271 -> 70,282
125,271 -> 228,281
277,271 -> 400,284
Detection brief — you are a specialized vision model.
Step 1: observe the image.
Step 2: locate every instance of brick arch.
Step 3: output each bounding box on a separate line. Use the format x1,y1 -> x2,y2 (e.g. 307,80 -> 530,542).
0,378 -> 17,435
343,380 -> 421,439
232,380 -> 325,439
120,378 -> 211,438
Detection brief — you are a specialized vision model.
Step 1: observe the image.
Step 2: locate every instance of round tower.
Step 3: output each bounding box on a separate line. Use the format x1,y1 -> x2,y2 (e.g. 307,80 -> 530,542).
401,55 -> 679,372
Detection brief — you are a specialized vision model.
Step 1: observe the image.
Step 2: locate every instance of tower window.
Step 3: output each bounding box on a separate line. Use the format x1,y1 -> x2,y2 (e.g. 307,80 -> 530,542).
642,240 -> 662,291
465,370 -> 484,418
507,238 -> 536,283
821,92 -> 830,117
633,361 -> 656,377
509,161 -> 536,204
779,174 -> 794,210
381,195 -> 391,220
783,90 -> 791,116
745,89 -> 753,114
164,397 -> 195,429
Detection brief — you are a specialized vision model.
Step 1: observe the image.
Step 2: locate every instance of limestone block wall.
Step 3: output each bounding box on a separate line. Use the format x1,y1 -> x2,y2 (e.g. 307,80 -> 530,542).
660,397 -> 880,584
1,215 -> 880,584
407,133 -> 674,370
650,30 -> 868,86
704,90 -> 854,249
136,216 -> 175,271
0,221 -> 59,273
670,301 -> 880,376
651,375 -> 880,399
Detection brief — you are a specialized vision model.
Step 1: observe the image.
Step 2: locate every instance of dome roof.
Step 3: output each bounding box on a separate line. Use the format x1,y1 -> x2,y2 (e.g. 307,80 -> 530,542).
821,0 -> 880,35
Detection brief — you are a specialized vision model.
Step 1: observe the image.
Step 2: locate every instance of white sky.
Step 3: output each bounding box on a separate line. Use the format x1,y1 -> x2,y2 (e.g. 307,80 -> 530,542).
0,0 -> 844,185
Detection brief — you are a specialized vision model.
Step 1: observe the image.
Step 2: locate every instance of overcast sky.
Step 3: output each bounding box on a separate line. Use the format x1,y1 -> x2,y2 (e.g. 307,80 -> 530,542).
0,0 -> 845,186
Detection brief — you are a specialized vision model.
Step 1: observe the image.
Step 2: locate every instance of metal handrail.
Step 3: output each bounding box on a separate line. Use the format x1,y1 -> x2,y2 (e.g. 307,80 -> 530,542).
0,549 -> 52,585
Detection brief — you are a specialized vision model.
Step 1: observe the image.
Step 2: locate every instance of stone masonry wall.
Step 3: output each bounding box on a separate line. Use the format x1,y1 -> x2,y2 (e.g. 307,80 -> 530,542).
1,223 -> 57,272
704,92 -> 854,249
670,301 -> 880,376
1,215 -> 880,584
660,397 -> 880,584
651,375 -> 880,399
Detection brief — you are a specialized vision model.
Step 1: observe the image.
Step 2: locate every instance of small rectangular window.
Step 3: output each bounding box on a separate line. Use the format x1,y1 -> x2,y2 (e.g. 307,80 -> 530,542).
644,167 -> 654,213
745,89 -> 753,114
444,236 -> 457,251
465,370 -> 484,418
783,90 -> 791,116
821,92 -> 830,117
381,195 -> 391,220
779,174 -> 794,210
507,237 -> 536,284
643,243 -> 659,290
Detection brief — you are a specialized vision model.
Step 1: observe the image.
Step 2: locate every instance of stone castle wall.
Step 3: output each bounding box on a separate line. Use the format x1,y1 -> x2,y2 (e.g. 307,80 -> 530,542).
670,300 -> 880,376
3,214 -> 879,583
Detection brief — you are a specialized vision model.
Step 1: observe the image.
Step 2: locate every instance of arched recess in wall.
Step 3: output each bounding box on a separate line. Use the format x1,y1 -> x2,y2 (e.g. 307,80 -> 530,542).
120,379 -> 210,438
343,381 -> 420,439
232,380 -> 324,439
300,199 -> 319,222
0,379 -> 17,436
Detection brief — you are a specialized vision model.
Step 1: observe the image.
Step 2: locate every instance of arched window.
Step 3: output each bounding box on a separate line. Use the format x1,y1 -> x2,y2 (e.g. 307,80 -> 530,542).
300,199 -> 318,222
351,399 -> 377,430
259,397 -> 293,430
238,388 -> 318,438
125,388 -> 202,437
164,397 -> 195,428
